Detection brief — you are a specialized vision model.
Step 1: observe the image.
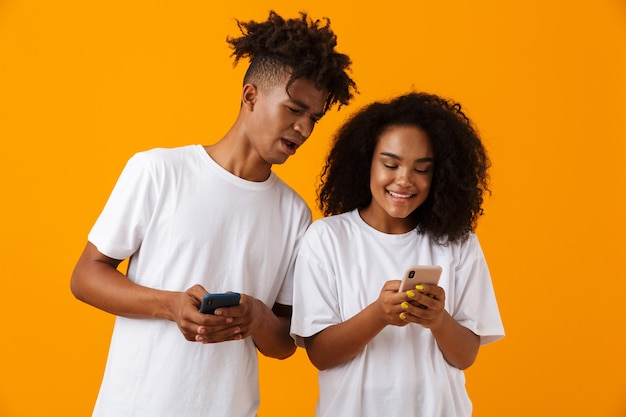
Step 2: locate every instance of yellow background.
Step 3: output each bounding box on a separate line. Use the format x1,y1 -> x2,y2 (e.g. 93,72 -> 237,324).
1,1 -> 625,416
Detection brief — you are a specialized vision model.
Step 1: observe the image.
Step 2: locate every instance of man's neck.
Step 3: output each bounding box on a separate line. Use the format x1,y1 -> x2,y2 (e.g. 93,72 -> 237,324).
203,137 -> 272,182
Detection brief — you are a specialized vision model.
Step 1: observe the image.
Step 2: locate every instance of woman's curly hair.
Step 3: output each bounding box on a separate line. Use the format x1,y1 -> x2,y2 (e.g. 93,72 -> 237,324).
319,92 -> 491,244
227,10 -> 357,112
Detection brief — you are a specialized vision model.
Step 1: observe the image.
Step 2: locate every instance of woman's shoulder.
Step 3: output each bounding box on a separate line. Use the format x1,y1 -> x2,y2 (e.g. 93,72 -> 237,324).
303,211 -> 356,239
309,211 -> 356,230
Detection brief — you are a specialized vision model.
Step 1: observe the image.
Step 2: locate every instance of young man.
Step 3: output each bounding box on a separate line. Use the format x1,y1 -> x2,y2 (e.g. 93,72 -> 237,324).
70,11 -> 356,417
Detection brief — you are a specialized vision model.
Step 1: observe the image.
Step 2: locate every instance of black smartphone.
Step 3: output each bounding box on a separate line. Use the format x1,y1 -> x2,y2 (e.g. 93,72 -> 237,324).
199,292 -> 241,314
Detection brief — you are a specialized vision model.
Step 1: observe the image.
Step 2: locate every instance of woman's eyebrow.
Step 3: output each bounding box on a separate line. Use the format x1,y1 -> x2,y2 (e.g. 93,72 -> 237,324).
380,152 -> 434,163
380,151 -> 401,160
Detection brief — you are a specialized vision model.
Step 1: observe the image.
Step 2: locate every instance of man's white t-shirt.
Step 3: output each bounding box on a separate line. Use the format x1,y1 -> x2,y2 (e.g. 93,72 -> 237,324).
88,145 -> 311,417
290,209 -> 504,417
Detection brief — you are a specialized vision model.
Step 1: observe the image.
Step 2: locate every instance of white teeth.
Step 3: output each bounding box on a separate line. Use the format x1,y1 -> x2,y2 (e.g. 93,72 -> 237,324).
388,190 -> 412,198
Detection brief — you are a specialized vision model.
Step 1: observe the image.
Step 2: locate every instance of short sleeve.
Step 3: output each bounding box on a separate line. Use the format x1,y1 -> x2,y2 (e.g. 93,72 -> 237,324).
450,235 -> 505,345
274,206 -> 312,306
290,228 -> 342,347
88,152 -> 158,260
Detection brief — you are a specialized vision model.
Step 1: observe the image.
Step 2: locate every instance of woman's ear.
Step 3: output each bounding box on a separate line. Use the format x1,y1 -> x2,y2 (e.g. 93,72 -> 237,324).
241,83 -> 258,110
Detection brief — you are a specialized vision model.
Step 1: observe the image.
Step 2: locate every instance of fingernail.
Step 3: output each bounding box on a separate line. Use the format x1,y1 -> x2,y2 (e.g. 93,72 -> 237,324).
406,290 -> 415,298
415,284 -> 424,291
401,302 -> 409,309
399,312 -> 407,320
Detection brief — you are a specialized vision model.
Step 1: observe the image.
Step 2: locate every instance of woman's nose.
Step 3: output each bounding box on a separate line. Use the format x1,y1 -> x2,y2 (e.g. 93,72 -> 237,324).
395,169 -> 414,186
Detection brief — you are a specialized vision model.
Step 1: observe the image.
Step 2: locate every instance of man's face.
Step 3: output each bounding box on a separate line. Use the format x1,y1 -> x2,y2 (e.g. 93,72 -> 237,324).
247,77 -> 327,165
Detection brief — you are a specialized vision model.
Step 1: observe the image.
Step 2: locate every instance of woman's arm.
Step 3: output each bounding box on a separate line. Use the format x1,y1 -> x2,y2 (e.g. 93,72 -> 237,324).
304,281 -> 407,370
430,311 -> 480,369
404,283 -> 480,369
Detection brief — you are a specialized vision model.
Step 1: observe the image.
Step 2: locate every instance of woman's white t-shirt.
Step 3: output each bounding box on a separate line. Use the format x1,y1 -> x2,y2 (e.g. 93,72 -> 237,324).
291,209 -> 504,417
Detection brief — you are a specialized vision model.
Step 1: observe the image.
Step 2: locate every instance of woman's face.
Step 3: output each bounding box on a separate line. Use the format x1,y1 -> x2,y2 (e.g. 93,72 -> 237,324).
359,125 -> 434,234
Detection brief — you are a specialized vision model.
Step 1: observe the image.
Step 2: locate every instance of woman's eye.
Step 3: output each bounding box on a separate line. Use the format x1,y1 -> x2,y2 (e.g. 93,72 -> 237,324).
383,164 -> 398,169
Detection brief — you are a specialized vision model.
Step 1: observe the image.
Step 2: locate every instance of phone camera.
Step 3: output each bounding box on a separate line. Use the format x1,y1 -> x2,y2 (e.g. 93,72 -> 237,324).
408,271 -> 415,279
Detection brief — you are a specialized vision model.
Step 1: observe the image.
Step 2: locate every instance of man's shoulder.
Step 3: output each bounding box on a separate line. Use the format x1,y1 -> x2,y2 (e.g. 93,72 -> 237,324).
124,145 -> 202,173
132,144 -> 198,161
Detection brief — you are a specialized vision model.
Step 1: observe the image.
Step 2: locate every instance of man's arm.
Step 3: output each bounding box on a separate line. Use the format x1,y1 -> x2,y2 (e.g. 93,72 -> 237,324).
71,242 -> 178,319
206,299 -> 296,359
251,302 -> 297,359
70,242 -> 239,342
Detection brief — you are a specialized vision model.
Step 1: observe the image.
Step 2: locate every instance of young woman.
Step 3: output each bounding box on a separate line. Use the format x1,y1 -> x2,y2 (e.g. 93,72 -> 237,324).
291,92 -> 505,417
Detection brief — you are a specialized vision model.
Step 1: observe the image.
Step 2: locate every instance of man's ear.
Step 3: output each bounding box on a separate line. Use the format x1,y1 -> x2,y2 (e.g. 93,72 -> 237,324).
242,83 -> 258,110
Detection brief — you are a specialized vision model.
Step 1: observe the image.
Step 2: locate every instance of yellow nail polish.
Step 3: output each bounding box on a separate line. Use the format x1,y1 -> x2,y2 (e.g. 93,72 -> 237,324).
401,302 -> 409,309
406,290 -> 415,298
415,284 -> 424,291
399,312 -> 407,320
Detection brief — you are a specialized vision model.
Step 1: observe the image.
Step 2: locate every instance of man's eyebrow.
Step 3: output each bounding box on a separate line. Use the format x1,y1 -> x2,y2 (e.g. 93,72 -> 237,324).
380,151 -> 434,163
289,96 -> 325,118
290,98 -> 309,110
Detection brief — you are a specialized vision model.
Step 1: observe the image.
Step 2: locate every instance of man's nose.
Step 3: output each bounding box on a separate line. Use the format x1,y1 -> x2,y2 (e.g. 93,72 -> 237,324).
294,117 -> 314,139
